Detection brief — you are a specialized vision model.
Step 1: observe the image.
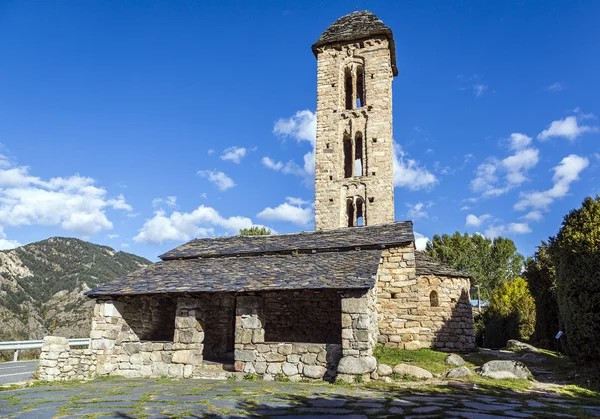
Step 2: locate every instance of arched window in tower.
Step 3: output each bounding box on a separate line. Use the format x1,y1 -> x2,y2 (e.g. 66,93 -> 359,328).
344,68 -> 353,110
356,66 -> 365,108
354,132 -> 363,176
356,197 -> 364,226
343,134 -> 353,178
346,198 -> 354,227
430,290 -> 439,308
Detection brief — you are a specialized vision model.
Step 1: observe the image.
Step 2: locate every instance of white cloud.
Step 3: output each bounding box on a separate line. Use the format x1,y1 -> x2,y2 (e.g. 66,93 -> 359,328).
471,133 -> 539,197
465,214 -> 491,228
0,227 -> 21,250
573,107 -> 597,120
545,82 -> 565,92
393,143 -> 437,190
220,146 -> 247,164
152,196 -> 177,208
508,222 -> 532,234
508,133 -> 532,150
107,194 -> 133,212
473,83 -> 488,98
285,197 -> 310,206
257,197 -> 313,226
407,203 -> 428,219
0,163 -> 132,237
197,170 -> 236,191
266,110 -> 317,181
134,206 -> 254,244
414,232 -> 430,251
273,110 -> 316,146
484,225 -> 505,239
107,234 -> 120,239
522,210 -> 543,222
261,157 -> 305,177
515,154 -> 589,211
120,243 -> 130,249
537,116 -> 598,142
207,149 -> 215,155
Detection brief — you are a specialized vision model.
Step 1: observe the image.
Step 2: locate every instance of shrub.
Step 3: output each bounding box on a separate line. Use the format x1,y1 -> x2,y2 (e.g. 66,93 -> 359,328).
524,242 -> 559,348
483,277 -> 536,348
550,196 -> 600,360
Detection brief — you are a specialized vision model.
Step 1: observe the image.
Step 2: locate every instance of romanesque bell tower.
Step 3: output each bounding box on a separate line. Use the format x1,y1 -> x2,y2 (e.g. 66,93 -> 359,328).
312,11 -> 398,230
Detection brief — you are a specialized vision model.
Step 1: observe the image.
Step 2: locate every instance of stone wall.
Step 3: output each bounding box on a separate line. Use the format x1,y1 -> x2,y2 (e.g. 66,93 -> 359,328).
263,290 -> 341,343
37,336 -> 96,381
416,275 -> 475,351
314,36 -> 395,230
91,296 -> 204,378
234,292 -> 373,381
376,244 -> 475,350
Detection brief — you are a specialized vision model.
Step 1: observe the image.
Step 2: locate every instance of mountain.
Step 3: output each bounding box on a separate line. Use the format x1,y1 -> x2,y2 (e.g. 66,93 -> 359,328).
0,237 -> 151,341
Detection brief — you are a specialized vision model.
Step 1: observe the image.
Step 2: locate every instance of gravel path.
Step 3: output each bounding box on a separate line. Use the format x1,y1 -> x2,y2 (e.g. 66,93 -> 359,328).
0,378 -> 599,418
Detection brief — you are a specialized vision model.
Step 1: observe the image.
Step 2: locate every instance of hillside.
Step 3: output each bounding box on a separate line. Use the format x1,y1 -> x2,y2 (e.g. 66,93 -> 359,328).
0,237 -> 151,341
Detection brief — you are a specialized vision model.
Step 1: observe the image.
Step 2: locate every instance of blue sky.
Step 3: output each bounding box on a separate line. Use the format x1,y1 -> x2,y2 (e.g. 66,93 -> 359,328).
0,0 -> 598,261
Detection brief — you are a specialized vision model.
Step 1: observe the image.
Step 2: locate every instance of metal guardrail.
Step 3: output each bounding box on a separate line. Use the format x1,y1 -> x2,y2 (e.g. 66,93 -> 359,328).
0,338 -> 90,362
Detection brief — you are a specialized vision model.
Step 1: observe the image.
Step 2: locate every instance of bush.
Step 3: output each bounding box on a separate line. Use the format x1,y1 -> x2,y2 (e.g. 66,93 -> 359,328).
524,242 -> 559,348
550,196 -> 600,360
483,277 -> 536,348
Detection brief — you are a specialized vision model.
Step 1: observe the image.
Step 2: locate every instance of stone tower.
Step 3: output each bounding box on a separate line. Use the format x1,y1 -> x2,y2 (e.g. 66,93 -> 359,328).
312,11 -> 397,230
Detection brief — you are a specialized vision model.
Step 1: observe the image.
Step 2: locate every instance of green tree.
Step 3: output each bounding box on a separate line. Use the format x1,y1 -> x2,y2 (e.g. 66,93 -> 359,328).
484,277 -> 536,348
524,241 -> 559,348
549,196 -> 600,359
426,232 -> 524,300
239,226 -> 272,236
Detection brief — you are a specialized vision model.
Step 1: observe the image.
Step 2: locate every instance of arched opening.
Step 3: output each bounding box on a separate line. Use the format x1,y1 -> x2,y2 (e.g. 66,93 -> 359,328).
344,68 -> 353,110
354,132 -> 363,176
356,197 -> 364,226
346,199 -> 354,227
343,134 -> 353,178
430,290 -> 439,308
356,66 -> 365,108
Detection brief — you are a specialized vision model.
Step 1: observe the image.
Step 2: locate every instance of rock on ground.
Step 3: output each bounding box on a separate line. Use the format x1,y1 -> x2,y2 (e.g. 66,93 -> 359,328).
445,353 -> 465,366
445,366 -> 472,378
477,360 -> 532,379
506,340 -> 539,353
392,364 -> 433,379
337,356 -> 377,375
377,364 -> 393,376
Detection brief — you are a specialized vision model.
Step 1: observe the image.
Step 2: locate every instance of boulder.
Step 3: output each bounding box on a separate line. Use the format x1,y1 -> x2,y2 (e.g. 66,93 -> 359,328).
506,340 -> 539,353
303,365 -> 326,379
337,356 -> 377,375
445,354 -> 465,366
477,360 -> 531,380
377,364 -> 393,377
445,366 -> 472,378
392,364 -> 433,379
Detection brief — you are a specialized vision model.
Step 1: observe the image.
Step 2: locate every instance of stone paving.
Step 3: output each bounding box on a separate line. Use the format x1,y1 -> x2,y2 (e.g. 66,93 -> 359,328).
0,378 -> 599,418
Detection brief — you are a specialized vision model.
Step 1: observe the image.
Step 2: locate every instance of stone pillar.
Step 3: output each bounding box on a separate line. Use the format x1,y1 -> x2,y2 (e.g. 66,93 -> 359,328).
234,295 -> 265,372
171,297 -> 205,378
336,289 -> 378,382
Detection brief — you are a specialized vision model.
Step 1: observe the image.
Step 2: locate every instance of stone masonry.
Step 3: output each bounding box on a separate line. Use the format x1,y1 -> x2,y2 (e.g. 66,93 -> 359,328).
313,33 -> 395,230
376,245 -> 475,351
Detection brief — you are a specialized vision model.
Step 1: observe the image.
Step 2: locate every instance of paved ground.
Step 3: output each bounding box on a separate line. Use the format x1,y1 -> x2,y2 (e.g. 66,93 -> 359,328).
1,378 -> 599,418
0,361 -> 37,385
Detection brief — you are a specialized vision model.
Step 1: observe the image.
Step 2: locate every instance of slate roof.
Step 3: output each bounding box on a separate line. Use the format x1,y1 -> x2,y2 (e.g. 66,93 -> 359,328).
85,249 -> 381,296
415,252 -> 472,279
160,221 -> 413,260
312,10 -> 398,76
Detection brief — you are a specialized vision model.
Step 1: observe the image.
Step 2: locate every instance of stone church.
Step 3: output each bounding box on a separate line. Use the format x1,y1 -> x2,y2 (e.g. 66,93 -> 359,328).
38,10 -> 474,382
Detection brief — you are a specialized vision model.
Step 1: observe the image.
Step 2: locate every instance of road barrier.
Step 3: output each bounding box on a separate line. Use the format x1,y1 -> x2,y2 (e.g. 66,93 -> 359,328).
0,338 -> 90,362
